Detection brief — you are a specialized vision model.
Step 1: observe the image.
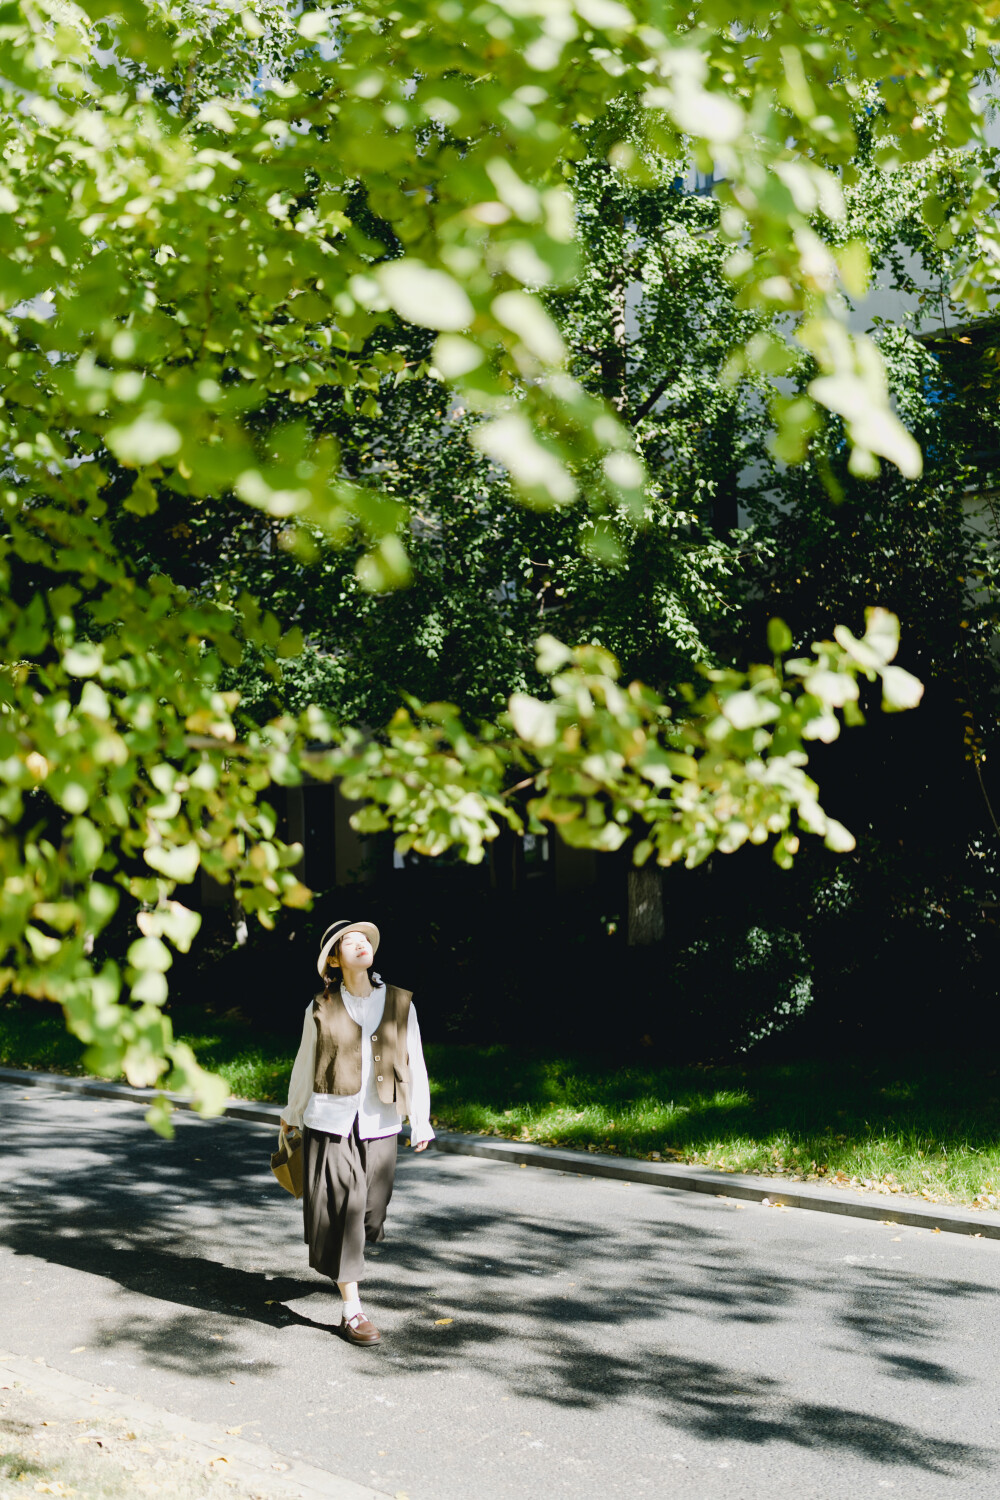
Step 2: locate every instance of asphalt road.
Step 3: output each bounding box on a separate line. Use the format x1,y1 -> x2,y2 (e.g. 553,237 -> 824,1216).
1,1082 -> 998,1500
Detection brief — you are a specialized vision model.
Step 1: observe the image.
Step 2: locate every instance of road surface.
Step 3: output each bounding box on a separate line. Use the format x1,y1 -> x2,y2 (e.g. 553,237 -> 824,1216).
1,1082 -> 997,1499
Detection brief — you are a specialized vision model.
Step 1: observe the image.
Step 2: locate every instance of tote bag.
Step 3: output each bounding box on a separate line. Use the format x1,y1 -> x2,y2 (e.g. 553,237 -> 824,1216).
270,1125 -> 303,1199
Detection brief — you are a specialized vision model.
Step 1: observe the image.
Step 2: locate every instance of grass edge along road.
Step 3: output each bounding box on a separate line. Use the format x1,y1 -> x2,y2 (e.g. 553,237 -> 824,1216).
2,1000 -> 998,1213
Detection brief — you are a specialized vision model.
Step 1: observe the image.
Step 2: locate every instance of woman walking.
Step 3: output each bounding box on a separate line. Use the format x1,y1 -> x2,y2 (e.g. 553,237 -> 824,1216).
281,919 -> 435,1346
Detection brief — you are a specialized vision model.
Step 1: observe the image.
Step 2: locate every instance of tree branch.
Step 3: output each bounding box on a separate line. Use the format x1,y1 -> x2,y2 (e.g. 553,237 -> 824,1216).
632,373 -> 673,425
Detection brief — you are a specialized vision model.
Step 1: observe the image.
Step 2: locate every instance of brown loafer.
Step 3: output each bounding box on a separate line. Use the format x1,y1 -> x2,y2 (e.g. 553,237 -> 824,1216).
340,1312 -> 381,1346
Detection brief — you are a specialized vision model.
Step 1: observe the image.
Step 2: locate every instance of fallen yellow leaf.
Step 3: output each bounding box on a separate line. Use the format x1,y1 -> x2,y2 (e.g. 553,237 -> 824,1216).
226,1426 -> 242,1436
433,1318 -> 453,1326
70,1348 -> 86,1355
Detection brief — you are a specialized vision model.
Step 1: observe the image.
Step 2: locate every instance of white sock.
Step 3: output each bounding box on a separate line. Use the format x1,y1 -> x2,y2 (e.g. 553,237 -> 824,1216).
342,1297 -> 363,1322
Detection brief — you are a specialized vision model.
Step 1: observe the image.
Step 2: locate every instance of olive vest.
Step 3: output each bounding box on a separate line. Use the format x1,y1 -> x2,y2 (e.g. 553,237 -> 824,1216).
312,984 -> 412,1117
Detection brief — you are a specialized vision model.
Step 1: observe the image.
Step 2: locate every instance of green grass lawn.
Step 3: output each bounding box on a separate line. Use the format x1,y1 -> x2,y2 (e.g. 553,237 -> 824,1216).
2,999 -> 997,1210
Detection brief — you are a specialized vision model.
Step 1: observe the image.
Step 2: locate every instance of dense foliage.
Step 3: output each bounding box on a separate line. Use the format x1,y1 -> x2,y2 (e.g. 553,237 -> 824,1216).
2,0 -> 995,1124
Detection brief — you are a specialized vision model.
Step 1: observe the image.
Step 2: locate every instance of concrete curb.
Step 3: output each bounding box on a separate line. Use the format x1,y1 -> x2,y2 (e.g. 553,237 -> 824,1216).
431,1132 -> 1000,1239
0,1349 -> 388,1499
4,1064 -> 999,1241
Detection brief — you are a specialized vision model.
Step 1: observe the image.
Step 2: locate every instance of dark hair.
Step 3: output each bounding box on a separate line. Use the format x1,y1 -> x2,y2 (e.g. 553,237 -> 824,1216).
323,939 -> 382,995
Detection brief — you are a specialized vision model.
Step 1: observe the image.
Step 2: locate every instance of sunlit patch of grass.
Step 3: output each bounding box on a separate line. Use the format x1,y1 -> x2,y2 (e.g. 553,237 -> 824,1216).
0,1000 -> 294,1103
156,1016 -> 294,1103
424,1046 -> 1000,1209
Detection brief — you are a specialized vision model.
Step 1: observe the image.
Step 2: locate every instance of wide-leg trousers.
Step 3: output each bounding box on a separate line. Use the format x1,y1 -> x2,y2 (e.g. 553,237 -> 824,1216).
302,1119 -> 397,1284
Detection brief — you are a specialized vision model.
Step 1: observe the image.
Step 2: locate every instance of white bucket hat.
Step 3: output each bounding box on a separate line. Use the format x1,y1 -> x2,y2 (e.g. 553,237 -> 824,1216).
316,919 -> 380,979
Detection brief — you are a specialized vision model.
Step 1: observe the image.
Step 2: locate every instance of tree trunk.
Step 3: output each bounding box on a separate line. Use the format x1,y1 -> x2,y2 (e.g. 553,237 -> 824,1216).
627,864 -> 664,946
597,185 -> 627,416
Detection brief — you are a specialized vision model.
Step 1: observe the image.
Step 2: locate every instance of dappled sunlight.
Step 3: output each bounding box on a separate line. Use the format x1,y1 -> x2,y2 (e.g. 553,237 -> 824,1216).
426,1050 -> 1000,1204
2,1084 -> 998,1485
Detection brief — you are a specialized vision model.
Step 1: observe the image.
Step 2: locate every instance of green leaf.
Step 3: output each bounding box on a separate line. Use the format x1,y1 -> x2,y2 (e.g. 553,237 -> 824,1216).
71,817 -> 104,872
144,843 -> 201,883
63,643 -> 104,678
85,883 -> 119,925
127,935 -> 173,972
298,8 -> 330,38
559,819 -> 629,851
803,671 -> 859,708
492,292 -> 566,363
862,607 -> 901,666
136,900 -> 202,953
79,681 -> 111,719
808,371 -> 922,479
472,415 -> 577,505
145,1095 -> 175,1139
432,335 -> 485,377
123,476 -> 160,517
576,0 -> 634,29
25,925 -> 62,961
657,54 -> 746,143
376,261 -> 474,332
880,664 -> 924,711
837,241 -> 871,297
823,818 -> 856,852
509,692 -> 559,746
277,626 -> 304,659
52,778 -> 91,815
720,691 -> 780,729
355,535 -> 412,591
106,416 -> 183,466
535,635 -> 573,674
132,969 -> 169,1004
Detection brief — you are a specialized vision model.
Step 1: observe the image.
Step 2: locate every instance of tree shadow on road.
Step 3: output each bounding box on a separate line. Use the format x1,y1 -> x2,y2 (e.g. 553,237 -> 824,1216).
1,1089 -> 996,1482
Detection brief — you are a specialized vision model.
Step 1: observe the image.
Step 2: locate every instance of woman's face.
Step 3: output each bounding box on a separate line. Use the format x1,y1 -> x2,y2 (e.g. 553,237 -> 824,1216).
336,929 -> 373,969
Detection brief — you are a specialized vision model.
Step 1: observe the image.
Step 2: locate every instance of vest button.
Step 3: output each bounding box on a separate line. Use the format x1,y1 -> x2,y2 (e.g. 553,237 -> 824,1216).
377,1074 -> 383,1082
374,1054 -> 380,1061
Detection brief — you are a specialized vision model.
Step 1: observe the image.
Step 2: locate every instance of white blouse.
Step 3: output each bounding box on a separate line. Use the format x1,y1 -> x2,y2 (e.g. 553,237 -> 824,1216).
283,983 -> 436,1146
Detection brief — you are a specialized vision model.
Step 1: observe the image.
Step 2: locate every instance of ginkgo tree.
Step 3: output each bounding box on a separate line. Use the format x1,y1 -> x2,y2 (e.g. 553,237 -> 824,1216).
0,0 -> 986,1127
